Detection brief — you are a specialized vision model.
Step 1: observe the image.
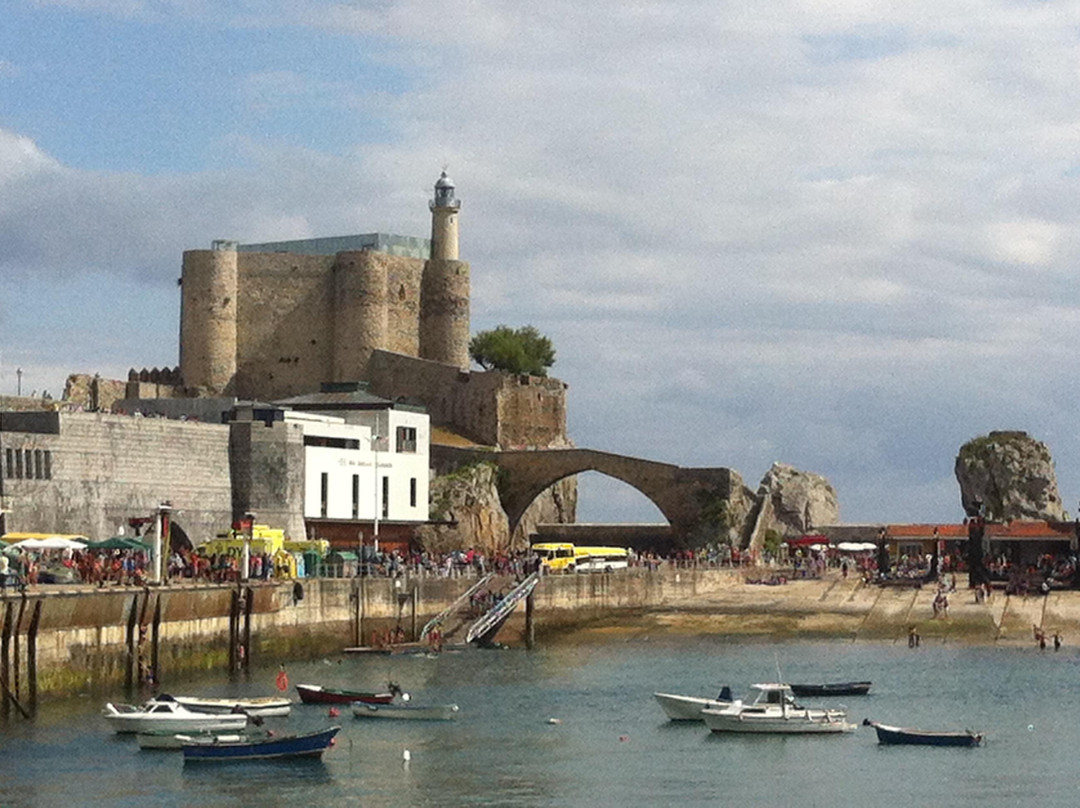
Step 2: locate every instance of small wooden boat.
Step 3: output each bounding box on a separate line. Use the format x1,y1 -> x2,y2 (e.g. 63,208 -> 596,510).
171,695 -> 292,717
138,728 -> 273,750
863,719 -> 982,747
352,701 -> 459,721
789,682 -> 871,697
295,683 -> 402,705
102,695 -> 249,734
182,725 -> 341,762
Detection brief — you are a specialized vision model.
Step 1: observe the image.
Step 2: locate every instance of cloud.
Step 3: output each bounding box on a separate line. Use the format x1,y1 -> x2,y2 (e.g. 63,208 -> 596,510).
6,1 -> 1080,522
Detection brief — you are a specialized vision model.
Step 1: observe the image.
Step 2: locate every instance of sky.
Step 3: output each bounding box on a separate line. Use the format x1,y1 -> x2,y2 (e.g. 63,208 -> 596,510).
3,0 -> 1080,526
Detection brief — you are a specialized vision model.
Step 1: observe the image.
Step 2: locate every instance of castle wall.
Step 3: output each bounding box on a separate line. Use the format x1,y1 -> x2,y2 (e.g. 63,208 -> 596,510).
0,412 -> 233,543
233,252 -> 336,400
227,419 -> 306,540
365,351 -> 567,448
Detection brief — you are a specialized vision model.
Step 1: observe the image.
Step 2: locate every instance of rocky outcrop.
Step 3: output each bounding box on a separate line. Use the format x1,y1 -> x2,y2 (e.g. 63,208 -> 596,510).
416,461 -> 576,556
745,462 -> 839,548
955,431 -> 1065,521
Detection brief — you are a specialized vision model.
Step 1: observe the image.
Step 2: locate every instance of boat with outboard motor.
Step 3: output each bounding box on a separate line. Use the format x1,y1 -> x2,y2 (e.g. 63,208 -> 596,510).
102,694 -> 250,734
863,719 -> 982,747
352,700 -> 460,721
654,686 -> 734,721
701,683 -> 855,734
295,683 -> 403,705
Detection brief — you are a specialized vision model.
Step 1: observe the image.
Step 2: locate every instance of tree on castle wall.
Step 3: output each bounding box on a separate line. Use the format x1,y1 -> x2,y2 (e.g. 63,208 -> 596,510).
469,325 -> 555,377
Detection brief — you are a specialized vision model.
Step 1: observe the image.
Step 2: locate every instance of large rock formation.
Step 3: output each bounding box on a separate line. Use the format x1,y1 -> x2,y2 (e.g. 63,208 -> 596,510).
416,461 -> 576,556
745,462 -> 840,548
955,431 -> 1065,521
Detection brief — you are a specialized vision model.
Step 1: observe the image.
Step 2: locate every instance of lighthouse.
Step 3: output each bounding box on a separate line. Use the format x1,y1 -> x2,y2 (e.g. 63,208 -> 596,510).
429,171 -> 460,261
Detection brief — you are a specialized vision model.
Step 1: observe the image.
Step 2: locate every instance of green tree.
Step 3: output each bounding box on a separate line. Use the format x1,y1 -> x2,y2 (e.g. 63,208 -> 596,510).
469,325 -> 556,376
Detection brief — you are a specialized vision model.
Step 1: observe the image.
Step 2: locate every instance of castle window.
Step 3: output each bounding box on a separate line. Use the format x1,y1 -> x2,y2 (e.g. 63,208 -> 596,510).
34,450 -> 43,480
43,450 -> 52,480
398,284 -> 406,301
3,449 -> 12,478
14,450 -> 23,479
396,426 -> 417,453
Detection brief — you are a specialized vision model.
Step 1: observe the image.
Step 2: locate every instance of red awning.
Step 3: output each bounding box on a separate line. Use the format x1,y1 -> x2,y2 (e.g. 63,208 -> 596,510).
787,534 -> 829,547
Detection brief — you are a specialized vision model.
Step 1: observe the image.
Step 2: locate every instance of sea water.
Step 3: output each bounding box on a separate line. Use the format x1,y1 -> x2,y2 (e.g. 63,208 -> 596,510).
0,635 -> 1073,807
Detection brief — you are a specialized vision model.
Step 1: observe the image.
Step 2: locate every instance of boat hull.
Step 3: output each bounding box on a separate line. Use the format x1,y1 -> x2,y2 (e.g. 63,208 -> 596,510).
172,696 -> 292,717
866,721 -> 981,747
295,684 -> 396,705
102,703 -> 249,734
653,693 -> 730,721
182,726 -> 341,762
352,702 -> 459,721
138,730 -> 269,750
702,707 -> 854,734
789,682 -> 871,697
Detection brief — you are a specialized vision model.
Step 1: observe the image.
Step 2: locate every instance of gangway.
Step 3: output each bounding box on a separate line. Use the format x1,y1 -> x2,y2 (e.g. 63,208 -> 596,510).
419,572 -> 495,641
465,572 -> 540,647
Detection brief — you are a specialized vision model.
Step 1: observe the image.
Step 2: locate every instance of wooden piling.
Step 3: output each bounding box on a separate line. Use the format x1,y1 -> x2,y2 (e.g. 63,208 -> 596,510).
27,599 -> 41,714
228,589 -> 239,675
525,590 -> 535,650
12,594 -> 25,700
242,586 -> 253,672
411,587 -> 418,641
151,596 -> 161,687
124,595 -> 138,691
1,601 -> 12,719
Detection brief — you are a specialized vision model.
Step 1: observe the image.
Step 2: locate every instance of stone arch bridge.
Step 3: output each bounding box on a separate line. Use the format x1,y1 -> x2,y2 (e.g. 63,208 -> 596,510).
432,446 -> 742,542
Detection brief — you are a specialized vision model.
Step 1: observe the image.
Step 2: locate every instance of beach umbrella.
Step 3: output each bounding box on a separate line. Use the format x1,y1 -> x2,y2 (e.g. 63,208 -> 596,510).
89,537 -> 151,551
8,537 -> 88,551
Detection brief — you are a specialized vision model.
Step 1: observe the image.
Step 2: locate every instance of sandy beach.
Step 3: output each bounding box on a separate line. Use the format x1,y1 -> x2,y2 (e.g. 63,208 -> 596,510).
539,571 -> 1079,647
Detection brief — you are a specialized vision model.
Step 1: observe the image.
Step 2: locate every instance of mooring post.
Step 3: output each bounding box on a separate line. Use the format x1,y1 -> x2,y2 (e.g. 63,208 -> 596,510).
525,590 -> 535,650
1,601 -> 12,719
357,575 -> 365,647
27,600 -> 41,714
124,594 -> 138,691
151,596 -> 161,688
410,586 -> 418,641
228,588 -> 239,675
242,586 -> 253,672
13,594 -> 25,700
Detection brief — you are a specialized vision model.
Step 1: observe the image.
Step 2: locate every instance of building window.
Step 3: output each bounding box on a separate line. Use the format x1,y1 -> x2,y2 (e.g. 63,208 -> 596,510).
14,450 -> 22,479
381,476 -> 389,519
352,474 -> 360,520
3,448 -> 11,478
24,450 -> 33,479
320,473 -> 329,518
410,478 -> 417,508
34,450 -> 42,480
43,450 -> 51,480
396,426 -> 417,453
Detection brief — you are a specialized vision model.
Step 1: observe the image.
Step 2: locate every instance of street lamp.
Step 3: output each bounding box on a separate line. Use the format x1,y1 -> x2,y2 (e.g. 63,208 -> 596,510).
372,428 -> 382,556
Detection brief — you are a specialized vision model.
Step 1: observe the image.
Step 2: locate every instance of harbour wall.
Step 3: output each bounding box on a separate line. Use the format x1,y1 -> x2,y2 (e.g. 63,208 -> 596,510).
2,569 -> 1073,704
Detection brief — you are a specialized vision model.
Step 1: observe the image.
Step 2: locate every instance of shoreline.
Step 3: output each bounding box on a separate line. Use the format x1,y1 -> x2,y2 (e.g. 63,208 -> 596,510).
530,570 -> 1074,648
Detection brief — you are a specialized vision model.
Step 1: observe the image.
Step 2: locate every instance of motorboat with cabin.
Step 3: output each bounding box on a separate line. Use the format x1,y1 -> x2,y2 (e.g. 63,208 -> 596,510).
654,686 -> 734,721
102,694 -> 250,734
701,683 -> 855,734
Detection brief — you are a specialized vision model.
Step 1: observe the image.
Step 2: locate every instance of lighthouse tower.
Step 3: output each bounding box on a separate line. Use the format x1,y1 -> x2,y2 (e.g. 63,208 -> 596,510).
429,170 -> 460,260
420,171 -> 470,369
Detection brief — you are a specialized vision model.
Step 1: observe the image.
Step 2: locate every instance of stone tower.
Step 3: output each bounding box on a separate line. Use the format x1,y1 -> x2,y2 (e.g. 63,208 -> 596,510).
179,240 -> 238,395
420,172 -> 470,370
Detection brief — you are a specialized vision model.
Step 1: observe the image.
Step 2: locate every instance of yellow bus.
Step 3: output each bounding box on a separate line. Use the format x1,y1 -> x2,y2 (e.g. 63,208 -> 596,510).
531,543 -> 630,573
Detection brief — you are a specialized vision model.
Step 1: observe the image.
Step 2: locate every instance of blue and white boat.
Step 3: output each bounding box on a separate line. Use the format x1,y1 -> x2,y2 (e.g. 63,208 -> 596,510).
181,725 -> 341,762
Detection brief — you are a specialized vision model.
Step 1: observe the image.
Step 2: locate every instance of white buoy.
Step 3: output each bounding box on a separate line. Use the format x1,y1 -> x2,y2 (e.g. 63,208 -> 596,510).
547,718 -> 562,725
402,692 -> 411,702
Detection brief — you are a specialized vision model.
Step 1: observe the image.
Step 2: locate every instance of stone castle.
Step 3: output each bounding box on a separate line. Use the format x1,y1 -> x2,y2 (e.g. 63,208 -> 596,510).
77,172 -> 568,451
180,172 -> 470,401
